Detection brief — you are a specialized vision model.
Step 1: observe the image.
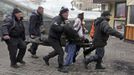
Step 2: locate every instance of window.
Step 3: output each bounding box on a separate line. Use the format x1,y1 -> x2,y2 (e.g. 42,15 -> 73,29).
114,2 -> 126,35
129,5 -> 134,24
114,20 -> 125,35
115,3 -> 126,18
79,3 -> 82,9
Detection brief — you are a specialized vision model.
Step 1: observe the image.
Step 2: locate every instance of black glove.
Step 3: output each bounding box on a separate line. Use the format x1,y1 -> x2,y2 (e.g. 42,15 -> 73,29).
84,38 -> 89,43
83,44 -> 96,56
119,34 -> 124,40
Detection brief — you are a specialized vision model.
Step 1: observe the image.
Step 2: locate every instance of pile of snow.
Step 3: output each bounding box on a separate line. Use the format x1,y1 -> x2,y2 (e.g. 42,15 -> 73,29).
14,0 -> 101,19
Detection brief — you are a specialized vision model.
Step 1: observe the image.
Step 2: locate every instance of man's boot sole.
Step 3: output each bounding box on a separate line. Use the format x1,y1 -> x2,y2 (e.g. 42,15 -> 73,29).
43,57 -> 49,66
57,68 -> 68,73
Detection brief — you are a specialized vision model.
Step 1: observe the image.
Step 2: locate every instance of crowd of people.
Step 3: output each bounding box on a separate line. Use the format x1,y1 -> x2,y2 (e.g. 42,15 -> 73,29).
0,6 -> 123,73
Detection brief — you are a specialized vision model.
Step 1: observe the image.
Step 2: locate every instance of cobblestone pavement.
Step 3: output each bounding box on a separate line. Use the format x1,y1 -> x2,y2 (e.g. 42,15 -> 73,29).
0,37 -> 134,75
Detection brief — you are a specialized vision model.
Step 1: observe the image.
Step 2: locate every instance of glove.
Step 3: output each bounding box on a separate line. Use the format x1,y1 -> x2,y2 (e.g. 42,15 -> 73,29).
84,38 -> 89,43
119,34 -> 124,40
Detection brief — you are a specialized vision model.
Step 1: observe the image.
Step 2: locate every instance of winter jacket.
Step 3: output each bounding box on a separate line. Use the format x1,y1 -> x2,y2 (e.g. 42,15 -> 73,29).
1,16 -> 25,40
29,11 -> 43,36
48,15 -> 65,40
93,17 -> 123,47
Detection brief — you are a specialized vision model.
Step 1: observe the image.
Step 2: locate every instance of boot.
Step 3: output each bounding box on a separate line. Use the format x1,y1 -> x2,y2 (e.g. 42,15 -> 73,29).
83,58 -> 92,69
43,56 -> 49,66
10,64 -> 20,68
95,63 -> 105,69
28,49 -> 39,58
31,55 -> 39,58
83,59 -> 88,69
57,66 -> 69,73
17,60 -> 26,65
28,48 -> 32,54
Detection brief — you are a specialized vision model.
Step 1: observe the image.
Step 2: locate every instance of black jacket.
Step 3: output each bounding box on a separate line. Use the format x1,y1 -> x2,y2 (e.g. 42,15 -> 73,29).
93,17 -> 123,47
48,15 -> 65,40
29,11 -> 43,36
1,16 -> 25,40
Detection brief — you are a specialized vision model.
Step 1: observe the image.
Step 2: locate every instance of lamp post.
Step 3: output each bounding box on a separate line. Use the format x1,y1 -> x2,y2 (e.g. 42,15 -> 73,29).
71,1 -> 75,10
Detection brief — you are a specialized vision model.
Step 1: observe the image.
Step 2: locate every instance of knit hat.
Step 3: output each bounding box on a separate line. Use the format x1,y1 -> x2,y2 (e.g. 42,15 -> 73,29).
59,7 -> 69,15
78,12 -> 84,20
78,12 -> 84,17
12,8 -> 22,15
101,11 -> 111,17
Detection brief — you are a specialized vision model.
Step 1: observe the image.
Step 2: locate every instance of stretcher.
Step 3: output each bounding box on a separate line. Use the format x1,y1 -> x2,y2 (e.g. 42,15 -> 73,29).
25,35 -> 92,47
25,35 -> 92,58
25,25 -> 93,58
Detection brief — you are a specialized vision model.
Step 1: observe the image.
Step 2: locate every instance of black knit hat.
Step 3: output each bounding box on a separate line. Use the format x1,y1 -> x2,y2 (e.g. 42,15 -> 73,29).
78,12 -> 84,19
12,8 -> 22,15
59,7 -> 69,15
78,12 -> 84,17
101,11 -> 111,17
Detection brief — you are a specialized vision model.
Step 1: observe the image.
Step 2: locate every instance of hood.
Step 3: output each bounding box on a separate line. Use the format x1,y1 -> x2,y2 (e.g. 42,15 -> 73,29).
12,8 -> 22,21
94,17 -> 109,26
31,10 -> 43,17
31,10 -> 38,15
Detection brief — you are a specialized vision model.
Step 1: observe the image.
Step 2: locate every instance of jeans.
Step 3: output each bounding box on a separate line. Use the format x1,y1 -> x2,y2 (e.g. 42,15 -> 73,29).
64,42 -> 79,66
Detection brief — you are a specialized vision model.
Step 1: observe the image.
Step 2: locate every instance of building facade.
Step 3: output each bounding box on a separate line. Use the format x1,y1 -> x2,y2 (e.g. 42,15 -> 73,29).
93,0 -> 126,33
93,0 -> 134,41
125,0 -> 134,41
73,0 -> 101,11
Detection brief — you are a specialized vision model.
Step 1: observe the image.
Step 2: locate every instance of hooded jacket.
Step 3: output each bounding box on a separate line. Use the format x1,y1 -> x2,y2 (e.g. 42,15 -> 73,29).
1,15 -> 25,40
93,17 -> 123,47
73,18 -> 84,39
29,11 -> 43,36
48,15 -> 65,40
